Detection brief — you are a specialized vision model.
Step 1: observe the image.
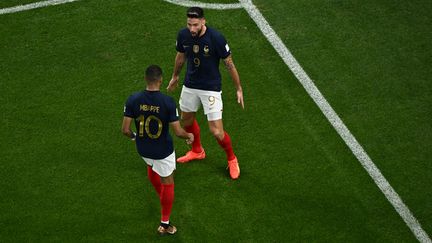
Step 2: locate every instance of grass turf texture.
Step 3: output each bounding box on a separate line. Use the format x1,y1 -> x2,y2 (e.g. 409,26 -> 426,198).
1,0 -> 431,241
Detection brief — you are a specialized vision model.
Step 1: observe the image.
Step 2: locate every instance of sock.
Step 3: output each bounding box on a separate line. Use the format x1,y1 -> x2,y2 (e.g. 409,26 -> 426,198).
160,221 -> 170,229
147,166 -> 161,196
217,131 -> 236,161
160,184 -> 175,223
185,119 -> 203,153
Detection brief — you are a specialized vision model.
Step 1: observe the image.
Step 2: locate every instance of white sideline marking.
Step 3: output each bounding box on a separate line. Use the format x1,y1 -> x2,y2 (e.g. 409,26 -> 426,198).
163,0 -> 242,9
0,0 -> 79,15
237,1 -> 432,242
164,0 -> 431,242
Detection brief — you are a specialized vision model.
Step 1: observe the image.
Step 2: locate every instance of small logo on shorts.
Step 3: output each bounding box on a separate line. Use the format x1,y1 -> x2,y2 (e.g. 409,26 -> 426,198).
208,96 -> 215,106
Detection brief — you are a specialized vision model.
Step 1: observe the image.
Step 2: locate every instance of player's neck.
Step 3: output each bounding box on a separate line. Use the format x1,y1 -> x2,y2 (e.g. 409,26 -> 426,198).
146,85 -> 160,92
199,25 -> 207,37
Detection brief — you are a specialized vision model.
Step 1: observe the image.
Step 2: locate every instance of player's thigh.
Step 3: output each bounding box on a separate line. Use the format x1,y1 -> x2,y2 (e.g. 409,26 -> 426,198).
179,86 -> 201,113
160,173 -> 174,184
198,91 -> 223,121
181,111 -> 196,127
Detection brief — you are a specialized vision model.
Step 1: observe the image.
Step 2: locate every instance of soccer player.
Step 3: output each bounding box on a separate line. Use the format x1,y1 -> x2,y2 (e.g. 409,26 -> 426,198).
167,7 -> 244,180
122,65 -> 194,235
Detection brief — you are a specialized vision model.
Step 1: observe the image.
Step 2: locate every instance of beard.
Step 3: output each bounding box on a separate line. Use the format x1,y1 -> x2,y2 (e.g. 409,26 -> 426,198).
191,27 -> 202,38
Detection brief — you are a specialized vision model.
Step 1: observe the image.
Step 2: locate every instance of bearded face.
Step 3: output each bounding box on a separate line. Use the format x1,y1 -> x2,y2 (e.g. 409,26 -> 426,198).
187,17 -> 205,37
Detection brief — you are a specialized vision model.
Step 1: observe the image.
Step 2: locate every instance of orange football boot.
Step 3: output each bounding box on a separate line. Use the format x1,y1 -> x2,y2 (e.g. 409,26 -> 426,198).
177,149 -> 206,163
227,156 -> 240,179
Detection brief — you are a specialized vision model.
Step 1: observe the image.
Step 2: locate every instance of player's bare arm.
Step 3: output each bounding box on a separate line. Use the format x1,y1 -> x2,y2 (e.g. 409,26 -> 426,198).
223,55 -> 244,109
170,121 -> 194,144
167,52 -> 186,92
122,116 -> 136,140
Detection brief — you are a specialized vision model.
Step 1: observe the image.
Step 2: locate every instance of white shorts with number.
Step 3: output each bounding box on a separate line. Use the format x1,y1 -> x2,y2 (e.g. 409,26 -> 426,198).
142,151 -> 176,177
179,86 -> 223,121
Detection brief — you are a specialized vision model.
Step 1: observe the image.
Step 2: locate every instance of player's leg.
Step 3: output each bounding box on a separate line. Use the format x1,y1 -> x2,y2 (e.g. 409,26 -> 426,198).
201,91 -> 240,179
181,111 -> 203,153
142,158 -> 163,195
147,165 -> 161,196
177,86 -> 206,163
158,173 -> 176,235
152,152 -> 177,235
208,118 -> 240,180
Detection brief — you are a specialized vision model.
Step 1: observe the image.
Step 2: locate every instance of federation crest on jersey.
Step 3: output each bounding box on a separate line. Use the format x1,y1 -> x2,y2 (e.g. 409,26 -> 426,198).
193,45 -> 199,54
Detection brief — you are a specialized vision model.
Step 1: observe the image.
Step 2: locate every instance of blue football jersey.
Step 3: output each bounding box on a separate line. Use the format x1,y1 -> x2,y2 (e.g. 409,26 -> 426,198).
176,26 -> 231,92
124,91 -> 179,159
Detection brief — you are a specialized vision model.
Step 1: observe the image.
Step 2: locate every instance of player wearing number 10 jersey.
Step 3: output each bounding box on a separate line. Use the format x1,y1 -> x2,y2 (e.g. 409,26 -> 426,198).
122,65 -> 193,235
124,87 -> 178,160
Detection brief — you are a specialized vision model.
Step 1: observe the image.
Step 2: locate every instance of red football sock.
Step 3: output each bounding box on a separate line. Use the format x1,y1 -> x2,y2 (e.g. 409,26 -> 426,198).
147,166 -> 161,196
160,184 -> 175,222
185,119 -> 203,153
217,131 -> 236,161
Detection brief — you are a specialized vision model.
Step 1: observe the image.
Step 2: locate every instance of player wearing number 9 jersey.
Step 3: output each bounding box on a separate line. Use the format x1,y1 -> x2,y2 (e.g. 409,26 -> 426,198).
167,7 -> 244,180
122,65 -> 194,236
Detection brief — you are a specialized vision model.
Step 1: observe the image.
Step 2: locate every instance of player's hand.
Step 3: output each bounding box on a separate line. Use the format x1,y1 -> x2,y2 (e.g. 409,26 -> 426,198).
186,133 -> 194,145
237,89 -> 244,109
167,76 -> 179,92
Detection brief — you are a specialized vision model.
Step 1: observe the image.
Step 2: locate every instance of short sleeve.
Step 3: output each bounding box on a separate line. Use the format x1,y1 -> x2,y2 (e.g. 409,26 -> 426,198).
124,95 -> 135,118
215,33 -> 231,59
175,31 -> 185,53
167,97 -> 179,123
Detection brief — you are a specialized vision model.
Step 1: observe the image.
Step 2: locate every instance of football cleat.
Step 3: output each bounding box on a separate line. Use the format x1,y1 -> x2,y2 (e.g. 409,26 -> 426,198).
157,224 -> 177,235
177,149 -> 206,163
227,157 -> 240,180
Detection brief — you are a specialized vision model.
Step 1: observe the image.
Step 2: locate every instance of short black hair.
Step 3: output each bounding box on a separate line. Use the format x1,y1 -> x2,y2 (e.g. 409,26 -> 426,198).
187,7 -> 204,19
145,65 -> 162,83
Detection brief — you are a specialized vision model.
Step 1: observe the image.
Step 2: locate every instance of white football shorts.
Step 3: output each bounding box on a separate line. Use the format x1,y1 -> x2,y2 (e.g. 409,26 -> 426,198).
141,151 -> 176,177
179,86 -> 223,121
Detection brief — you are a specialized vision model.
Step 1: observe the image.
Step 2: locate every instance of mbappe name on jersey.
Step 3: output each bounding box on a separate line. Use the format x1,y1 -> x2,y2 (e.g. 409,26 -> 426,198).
140,104 -> 160,113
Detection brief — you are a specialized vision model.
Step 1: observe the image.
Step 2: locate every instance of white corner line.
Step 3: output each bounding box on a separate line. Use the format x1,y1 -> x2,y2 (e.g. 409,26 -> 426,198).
0,0 -> 80,15
164,0 -> 431,242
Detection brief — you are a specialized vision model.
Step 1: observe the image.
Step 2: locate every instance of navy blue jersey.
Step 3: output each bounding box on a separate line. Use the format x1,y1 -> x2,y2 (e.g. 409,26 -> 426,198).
124,90 -> 179,159
176,26 -> 231,92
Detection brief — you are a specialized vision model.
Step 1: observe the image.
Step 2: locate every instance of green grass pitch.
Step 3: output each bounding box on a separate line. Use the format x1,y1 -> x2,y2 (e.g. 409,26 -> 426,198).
1,0 -> 431,241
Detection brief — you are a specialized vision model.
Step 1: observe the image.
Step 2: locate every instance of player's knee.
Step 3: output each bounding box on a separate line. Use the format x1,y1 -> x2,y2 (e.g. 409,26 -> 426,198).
161,173 -> 174,184
181,114 -> 194,127
210,127 -> 224,140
